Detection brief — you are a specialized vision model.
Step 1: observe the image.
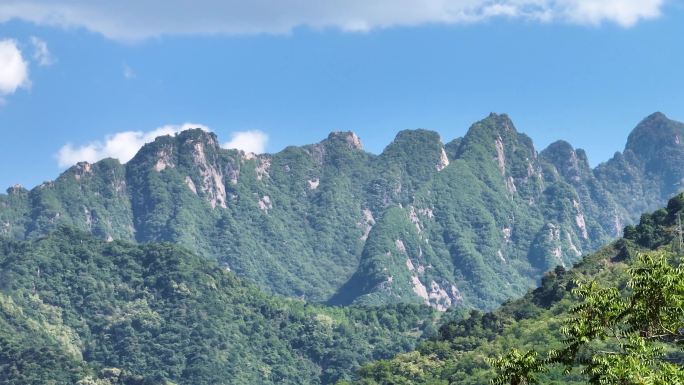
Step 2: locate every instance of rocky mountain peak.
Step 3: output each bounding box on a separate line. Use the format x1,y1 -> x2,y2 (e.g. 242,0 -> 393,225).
6,184 -> 27,195
625,112 -> 684,157
326,131 -> 363,151
391,129 -> 441,143
460,113 -> 520,147
485,112 -> 516,131
69,161 -> 94,179
129,128 -> 222,173
542,140 -> 574,156
382,129 -> 444,161
540,140 -> 591,182
641,111 -> 668,124
458,113 -> 534,164
177,128 -> 220,149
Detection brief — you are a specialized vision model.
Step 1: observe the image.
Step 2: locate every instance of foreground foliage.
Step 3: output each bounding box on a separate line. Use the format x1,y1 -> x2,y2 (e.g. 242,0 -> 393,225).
492,251 -> 684,385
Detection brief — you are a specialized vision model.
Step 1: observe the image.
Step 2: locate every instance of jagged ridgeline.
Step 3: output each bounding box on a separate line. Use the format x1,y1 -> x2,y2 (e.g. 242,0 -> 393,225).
2,112 -> 684,309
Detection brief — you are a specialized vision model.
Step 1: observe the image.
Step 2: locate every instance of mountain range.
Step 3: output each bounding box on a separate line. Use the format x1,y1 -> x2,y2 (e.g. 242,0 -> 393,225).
2,111 -> 684,310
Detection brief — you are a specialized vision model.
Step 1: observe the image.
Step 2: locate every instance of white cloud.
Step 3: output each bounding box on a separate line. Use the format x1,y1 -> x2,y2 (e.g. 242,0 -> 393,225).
29,36 -> 54,66
56,123 -> 210,168
222,130 -> 269,154
0,1 -> 666,41
559,0 -> 663,27
0,39 -> 29,98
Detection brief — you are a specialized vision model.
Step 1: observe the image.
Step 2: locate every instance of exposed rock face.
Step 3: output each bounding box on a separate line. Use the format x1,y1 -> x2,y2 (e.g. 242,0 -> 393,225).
73,162 -> 93,180
83,206 -> 93,230
571,199 -> 588,239
428,281 -> 452,312
411,276 -> 429,303
566,231 -> 581,257
495,136 -> 506,175
410,275 -> 462,311
406,258 -> 415,271
6,184 -> 26,194
191,140 -> 227,209
547,224 -> 564,266
502,227 -> 512,243
613,214 -> 623,237
359,208 -> 375,241
408,206 -> 421,232
327,131 -> 363,151
347,133 -> 363,150
395,239 -> 406,254
185,176 -> 197,194
154,147 -> 174,172
258,195 -> 272,212
506,176 -> 517,194
436,148 -> 450,171
255,157 -> 271,181
497,249 -> 506,263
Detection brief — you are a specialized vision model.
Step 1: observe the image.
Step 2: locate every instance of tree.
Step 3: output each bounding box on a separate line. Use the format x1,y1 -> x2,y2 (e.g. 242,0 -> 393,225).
491,251 -> 684,385
489,349 -> 547,385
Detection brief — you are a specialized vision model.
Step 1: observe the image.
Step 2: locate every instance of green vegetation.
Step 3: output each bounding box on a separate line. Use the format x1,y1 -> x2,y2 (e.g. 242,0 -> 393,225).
0,227 -> 437,385
2,112 -> 684,311
491,250 -> 684,385
2,114 -> 684,384
341,194 -> 684,384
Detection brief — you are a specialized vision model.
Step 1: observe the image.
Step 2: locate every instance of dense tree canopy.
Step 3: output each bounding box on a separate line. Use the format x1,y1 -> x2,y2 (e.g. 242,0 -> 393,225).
491,250 -> 684,385
0,227 -> 437,385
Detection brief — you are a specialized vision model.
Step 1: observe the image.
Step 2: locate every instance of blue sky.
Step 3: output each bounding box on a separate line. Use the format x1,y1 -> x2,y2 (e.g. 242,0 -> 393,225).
0,0 -> 682,189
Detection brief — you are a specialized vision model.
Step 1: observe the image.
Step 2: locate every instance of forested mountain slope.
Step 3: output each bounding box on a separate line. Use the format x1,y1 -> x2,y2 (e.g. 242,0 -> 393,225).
2,112 -> 684,309
340,193 -> 684,384
0,227 -> 436,385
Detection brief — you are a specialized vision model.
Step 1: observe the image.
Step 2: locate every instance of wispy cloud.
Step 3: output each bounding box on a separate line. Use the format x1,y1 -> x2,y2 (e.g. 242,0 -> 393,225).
0,39 -> 30,102
29,36 -> 54,66
123,63 -> 135,79
55,123 -> 210,168
222,130 -> 269,154
0,1 -> 666,41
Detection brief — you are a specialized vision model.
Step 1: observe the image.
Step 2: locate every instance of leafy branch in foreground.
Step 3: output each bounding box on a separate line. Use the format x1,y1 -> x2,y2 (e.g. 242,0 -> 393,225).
490,250 -> 684,385
488,349 -> 547,385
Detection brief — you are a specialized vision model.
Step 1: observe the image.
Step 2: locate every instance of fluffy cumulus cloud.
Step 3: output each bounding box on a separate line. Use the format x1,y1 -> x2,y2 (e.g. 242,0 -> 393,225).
222,130 -> 269,154
56,123 -> 210,168
0,39 -> 29,98
29,36 -> 54,66
0,0 -> 666,41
